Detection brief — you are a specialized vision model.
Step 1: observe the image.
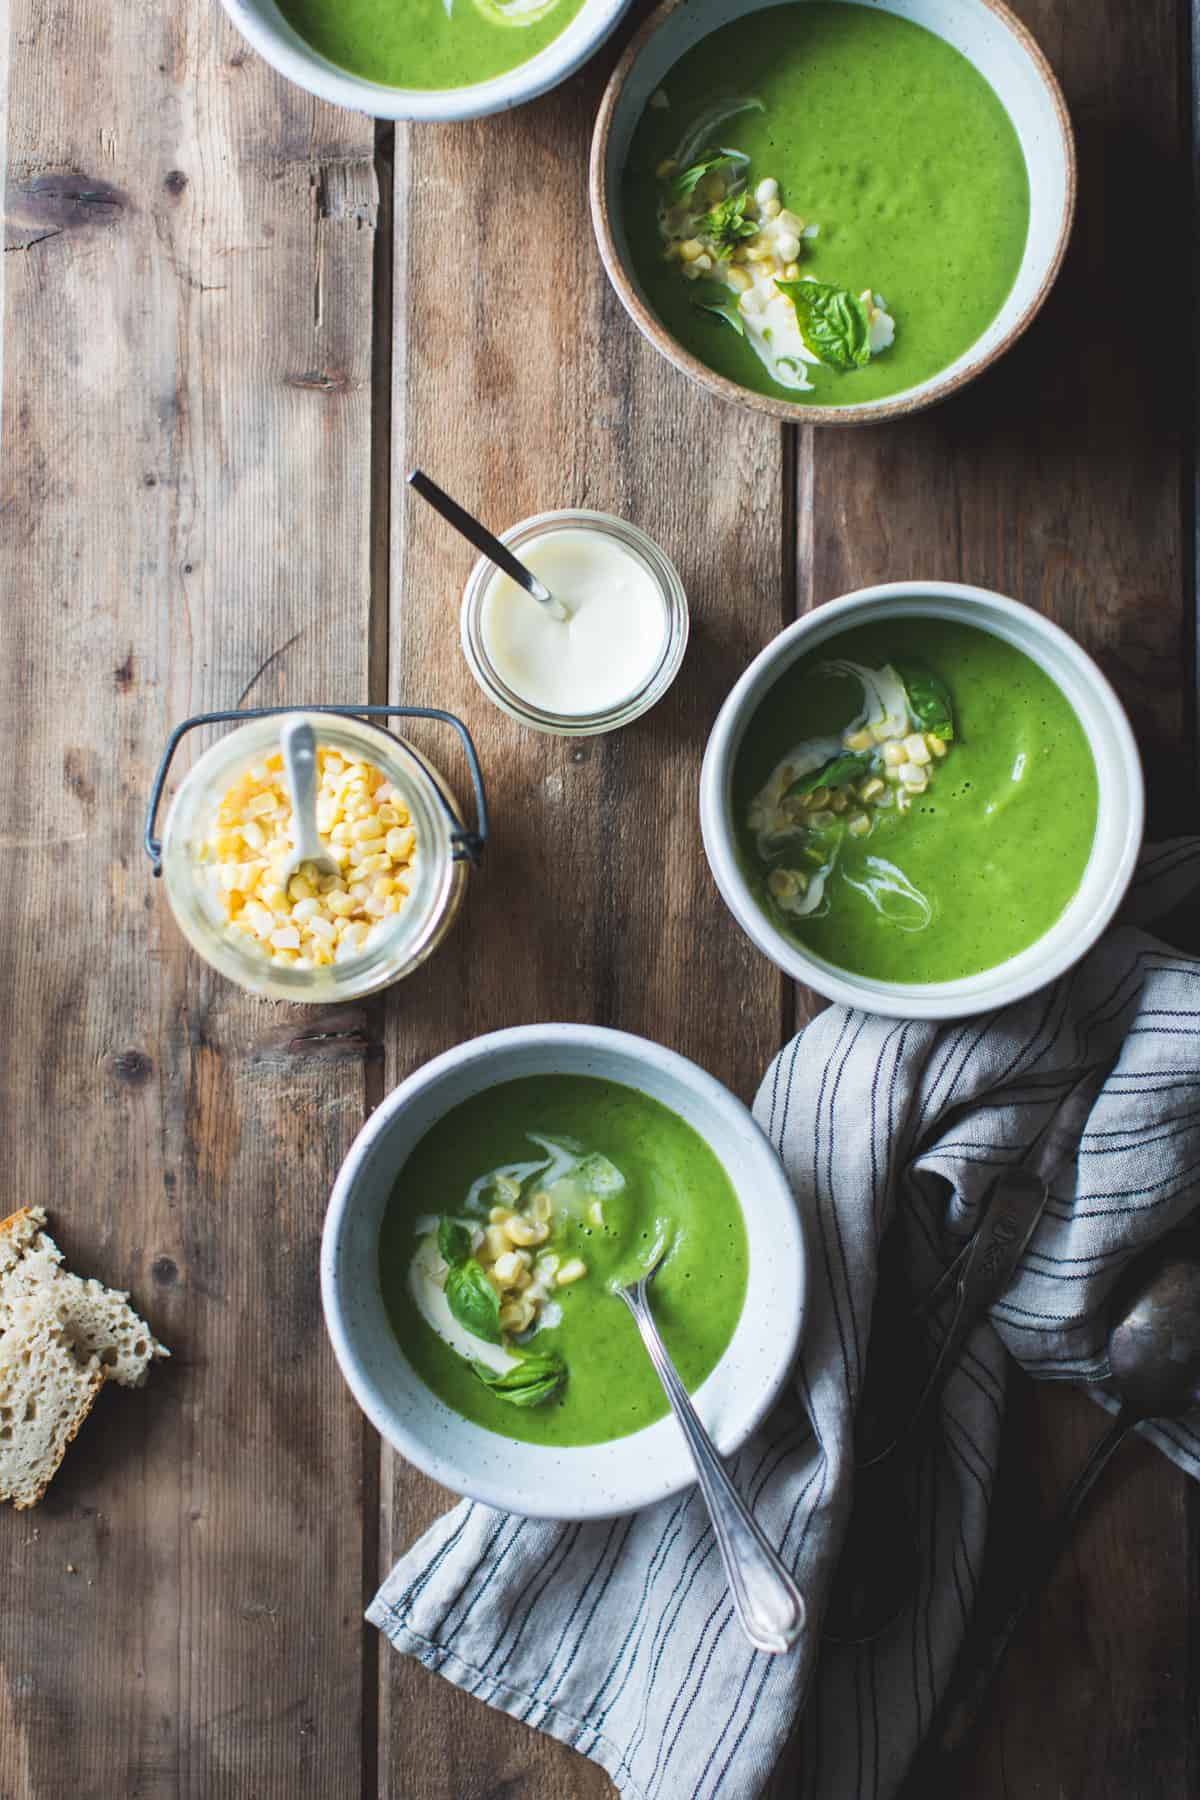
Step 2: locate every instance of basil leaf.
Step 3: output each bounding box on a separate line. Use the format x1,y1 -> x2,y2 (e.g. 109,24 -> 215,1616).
695,295 -> 745,337
669,151 -> 733,200
774,279 -> 871,371
698,190 -> 757,258
784,750 -> 872,799
438,1216 -> 472,1267
896,661 -> 955,741
471,1353 -> 566,1409
445,1260 -> 502,1345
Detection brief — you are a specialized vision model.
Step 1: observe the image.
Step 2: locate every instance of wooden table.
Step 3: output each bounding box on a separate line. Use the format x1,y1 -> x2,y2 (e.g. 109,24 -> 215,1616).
1,0 -> 1196,1793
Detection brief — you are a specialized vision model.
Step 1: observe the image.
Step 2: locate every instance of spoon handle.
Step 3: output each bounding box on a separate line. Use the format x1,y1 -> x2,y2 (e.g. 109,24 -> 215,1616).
280,715 -> 324,864
917,1411 -> 1135,1776
406,469 -> 565,616
618,1281 -> 805,1654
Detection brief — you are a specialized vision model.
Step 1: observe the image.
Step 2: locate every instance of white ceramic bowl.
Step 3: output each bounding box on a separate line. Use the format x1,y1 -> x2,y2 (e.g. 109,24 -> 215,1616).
590,0 -> 1075,424
321,1025 -> 806,1518
700,583 -> 1145,1020
220,0 -> 633,122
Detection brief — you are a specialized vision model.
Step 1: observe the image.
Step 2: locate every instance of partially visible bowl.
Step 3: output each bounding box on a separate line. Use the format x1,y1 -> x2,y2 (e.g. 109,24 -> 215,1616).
321,1025 -> 806,1519
590,0 -> 1076,424
700,582 -> 1144,1020
220,0 -> 633,123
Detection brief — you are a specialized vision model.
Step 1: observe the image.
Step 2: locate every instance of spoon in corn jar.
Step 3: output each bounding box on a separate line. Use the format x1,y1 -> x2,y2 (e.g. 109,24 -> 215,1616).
279,715 -> 342,885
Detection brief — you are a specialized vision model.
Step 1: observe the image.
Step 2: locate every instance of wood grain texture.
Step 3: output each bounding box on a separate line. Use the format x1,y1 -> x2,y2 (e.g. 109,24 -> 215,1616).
378,49 -> 788,1797
0,3 -> 378,1794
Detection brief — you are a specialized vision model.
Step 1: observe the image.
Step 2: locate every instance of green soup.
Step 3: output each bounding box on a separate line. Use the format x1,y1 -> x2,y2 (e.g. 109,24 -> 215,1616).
379,1076 -> 748,1447
624,2 -> 1030,405
736,618 -> 1099,982
277,0 -> 587,92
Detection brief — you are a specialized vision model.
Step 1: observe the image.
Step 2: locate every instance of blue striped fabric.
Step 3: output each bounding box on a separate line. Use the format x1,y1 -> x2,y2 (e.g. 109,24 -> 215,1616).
370,840 -> 1200,1799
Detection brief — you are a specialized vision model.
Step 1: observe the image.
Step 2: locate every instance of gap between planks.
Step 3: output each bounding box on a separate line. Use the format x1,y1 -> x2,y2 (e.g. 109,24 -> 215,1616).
361,112 -> 397,1800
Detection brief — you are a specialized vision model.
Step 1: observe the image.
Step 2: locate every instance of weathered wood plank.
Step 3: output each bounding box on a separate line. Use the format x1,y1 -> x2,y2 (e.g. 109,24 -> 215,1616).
378,56 -> 789,1797
0,4 -> 378,1794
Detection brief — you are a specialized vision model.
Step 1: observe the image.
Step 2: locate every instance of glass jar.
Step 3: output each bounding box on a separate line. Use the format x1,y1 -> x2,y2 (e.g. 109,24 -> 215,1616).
459,509 -> 689,736
147,707 -> 486,1002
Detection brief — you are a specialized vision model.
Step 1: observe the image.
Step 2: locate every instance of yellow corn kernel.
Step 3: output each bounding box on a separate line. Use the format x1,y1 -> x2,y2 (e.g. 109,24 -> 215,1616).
929,735 -> 948,759
903,734 -> 931,766
531,1191 -> 552,1222
499,1298 -> 536,1333
504,1215 -> 549,1248
882,742 -> 906,768
848,813 -> 871,837
844,730 -> 874,754
555,1259 -> 588,1287
760,195 -> 782,219
492,1250 -> 526,1286
782,261 -> 802,282
808,786 -> 830,808
351,817 -> 384,843
488,1205 -> 514,1224
679,238 -> 705,263
386,827 -> 416,861
483,1225 -> 509,1262
726,266 -> 752,294
859,778 -> 886,803
288,875 -> 314,901
829,790 -> 849,814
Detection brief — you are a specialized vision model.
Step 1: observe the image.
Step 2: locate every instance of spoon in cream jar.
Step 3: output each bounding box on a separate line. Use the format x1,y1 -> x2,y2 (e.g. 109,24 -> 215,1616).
408,469 -> 570,622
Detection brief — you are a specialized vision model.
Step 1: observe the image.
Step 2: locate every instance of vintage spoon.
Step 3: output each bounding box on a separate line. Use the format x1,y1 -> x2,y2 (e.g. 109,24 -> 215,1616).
407,469 -> 570,621
917,1236 -> 1200,1776
279,715 -> 340,883
613,1253 -> 806,1654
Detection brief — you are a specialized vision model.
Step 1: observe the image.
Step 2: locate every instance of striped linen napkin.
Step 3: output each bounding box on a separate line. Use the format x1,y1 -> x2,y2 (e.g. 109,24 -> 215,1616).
369,840 -> 1200,1800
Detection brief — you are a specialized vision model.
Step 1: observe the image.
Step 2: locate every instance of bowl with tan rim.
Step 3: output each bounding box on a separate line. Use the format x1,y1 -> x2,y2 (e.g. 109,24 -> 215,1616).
589,0 -> 1076,425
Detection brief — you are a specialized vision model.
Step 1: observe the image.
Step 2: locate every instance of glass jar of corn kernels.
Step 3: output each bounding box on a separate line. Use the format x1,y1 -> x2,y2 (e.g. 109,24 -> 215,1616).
150,709 -> 486,1002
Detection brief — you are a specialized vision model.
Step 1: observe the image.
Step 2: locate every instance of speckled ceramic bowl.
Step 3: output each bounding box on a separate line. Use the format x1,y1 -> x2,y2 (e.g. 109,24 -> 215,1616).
590,0 -> 1076,424
321,1025 -> 805,1519
220,0 -> 633,123
700,582 -> 1145,1019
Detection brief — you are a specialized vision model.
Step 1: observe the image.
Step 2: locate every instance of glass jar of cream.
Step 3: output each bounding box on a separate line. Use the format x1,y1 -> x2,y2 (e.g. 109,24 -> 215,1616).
460,510 -> 688,735
145,706 -> 486,1002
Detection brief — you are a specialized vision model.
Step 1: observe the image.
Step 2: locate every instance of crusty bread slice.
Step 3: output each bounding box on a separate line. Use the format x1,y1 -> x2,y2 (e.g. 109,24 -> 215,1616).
0,1291 -> 106,1509
0,1207 -> 168,1389
0,1208 -> 168,1507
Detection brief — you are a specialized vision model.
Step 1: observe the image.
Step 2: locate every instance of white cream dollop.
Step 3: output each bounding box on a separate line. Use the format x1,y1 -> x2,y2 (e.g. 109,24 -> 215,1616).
480,529 -> 667,717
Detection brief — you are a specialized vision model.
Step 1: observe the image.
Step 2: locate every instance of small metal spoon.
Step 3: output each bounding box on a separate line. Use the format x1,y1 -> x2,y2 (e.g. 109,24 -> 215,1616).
407,469 -> 570,621
919,1235 -> 1200,1776
279,715 -> 339,883
613,1255 -> 806,1655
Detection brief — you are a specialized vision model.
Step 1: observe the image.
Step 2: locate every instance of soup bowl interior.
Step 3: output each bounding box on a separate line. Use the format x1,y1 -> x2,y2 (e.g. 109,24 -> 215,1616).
321,1025 -> 806,1519
700,583 -> 1145,1019
221,0 -> 633,122
590,0 -> 1075,423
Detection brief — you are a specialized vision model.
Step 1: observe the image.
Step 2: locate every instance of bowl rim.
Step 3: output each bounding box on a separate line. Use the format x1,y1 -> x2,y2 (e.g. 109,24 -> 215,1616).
588,0 -> 1078,425
699,581 -> 1146,1019
320,1023 -> 807,1518
219,0 -> 634,122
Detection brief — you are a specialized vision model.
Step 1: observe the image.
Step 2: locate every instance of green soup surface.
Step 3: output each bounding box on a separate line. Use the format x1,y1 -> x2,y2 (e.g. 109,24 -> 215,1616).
625,2 -> 1031,405
736,617 -> 1099,982
379,1076 -> 749,1446
277,0 -> 586,92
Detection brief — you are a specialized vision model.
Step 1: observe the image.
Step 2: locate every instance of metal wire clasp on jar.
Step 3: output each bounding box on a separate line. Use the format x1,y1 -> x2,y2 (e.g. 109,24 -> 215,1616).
145,705 -> 487,1001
